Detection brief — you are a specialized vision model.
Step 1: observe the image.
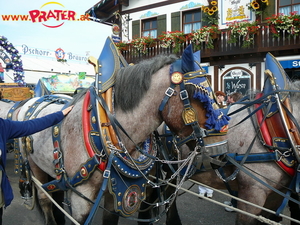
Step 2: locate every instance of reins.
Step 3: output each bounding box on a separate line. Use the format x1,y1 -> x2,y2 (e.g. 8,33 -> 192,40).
213,69 -> 300,219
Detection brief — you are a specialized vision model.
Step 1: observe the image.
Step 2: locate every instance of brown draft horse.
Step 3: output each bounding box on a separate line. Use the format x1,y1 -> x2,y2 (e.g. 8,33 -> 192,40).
168,53 -> 300,225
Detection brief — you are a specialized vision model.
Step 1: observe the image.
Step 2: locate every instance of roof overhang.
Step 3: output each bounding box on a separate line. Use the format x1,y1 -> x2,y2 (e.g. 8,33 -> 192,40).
85,0 -> 129,25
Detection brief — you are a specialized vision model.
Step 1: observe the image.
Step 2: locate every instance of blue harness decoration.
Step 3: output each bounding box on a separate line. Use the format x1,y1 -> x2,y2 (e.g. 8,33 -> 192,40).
14,95 -> 73,193
43,89 -> 107,194
95,37 -> 128,93
82,85 -> 157,224
263,53 -> 290,117
86,37 -> 159,220
159,45 -> 230,173
108,166 -> 148,217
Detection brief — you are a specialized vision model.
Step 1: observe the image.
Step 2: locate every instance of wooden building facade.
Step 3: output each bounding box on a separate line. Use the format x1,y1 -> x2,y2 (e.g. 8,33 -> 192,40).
86,0 -> 300,95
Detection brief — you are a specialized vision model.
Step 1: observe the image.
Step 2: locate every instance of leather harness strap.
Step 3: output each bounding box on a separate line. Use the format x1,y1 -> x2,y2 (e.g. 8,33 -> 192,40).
82,90 -> 106,171
104,87 -> 119,147
255,94 -> 297,176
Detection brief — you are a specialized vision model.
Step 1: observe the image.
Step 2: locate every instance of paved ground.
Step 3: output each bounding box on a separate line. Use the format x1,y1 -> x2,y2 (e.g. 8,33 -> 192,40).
2,152 -> 291,225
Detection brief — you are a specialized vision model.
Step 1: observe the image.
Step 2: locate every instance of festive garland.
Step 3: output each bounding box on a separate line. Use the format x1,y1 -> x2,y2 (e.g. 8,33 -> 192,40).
0,36 -> 25,86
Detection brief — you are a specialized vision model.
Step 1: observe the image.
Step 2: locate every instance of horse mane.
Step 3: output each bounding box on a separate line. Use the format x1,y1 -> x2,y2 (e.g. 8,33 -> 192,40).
289,80 -> 300,100
245,89 -> 260,101
68,88 -> 89,105
18,98 -> 31,108
114,54 -> 178,112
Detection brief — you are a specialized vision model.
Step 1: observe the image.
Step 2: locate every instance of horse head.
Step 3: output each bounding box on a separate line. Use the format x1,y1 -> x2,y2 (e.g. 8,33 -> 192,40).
159,45 -> 230,168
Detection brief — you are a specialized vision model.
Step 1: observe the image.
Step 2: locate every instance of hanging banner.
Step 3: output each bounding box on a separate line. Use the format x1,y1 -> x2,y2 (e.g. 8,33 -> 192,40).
40,74 -> 94,93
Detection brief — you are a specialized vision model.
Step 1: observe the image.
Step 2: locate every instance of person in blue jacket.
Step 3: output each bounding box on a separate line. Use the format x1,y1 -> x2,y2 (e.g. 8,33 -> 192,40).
0,102 -> 73,224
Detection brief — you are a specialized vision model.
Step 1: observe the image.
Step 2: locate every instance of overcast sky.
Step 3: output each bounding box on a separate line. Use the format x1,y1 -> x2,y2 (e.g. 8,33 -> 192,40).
0,0 -> 112,58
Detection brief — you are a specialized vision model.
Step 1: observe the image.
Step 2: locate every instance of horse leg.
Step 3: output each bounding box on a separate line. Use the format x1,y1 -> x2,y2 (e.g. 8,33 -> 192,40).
138,185 -> 159,225
103,192 -> 119,225
165,181 -> 182,225
138,184 -> 181,225
236,186 -> 268,225
51,190 -> 66,225
288,193 -> 300,225
29,158 -> 57,225
37,187 -> 57,225
260,191 -> 285,224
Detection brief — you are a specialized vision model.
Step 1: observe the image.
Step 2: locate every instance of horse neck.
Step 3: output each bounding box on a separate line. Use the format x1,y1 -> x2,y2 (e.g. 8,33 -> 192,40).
0,101 -> 14,119
228,104 -> 267,154
115,66 -> 171,152
291,97 -> 300,122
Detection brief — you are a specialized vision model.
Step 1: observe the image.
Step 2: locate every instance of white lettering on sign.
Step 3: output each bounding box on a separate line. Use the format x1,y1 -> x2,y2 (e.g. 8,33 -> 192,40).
231,70 -> 243,77
292,60 -> 300,67
231,80 -> 246,89
67,52 -> 88,61
22,44 -> 50,56
18,44 -> 88,62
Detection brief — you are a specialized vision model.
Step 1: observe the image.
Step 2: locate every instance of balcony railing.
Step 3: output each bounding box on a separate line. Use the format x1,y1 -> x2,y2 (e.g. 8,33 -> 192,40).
120,23 -> 300,64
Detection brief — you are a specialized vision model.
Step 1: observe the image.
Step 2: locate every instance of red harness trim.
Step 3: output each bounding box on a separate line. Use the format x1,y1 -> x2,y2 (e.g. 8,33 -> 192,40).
53,140 -> 62,180
82,90 -> 106,172
255,93 -> 295,176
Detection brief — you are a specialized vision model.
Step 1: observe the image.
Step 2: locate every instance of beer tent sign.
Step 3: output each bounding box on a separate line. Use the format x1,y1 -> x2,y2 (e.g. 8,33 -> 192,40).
223,69 -> 250,95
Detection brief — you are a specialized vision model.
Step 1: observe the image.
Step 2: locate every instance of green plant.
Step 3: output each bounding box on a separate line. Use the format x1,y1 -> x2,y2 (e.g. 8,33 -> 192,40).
266,12 -> 300,38
227,20 -> 259,48
57,59 -> 67,63
115,41 -> 130,51
202,0 -> 219,26
130,36 -> 156,54
158,31 -> 186,53
189,25 -> 220,49
247,0 -> 269,15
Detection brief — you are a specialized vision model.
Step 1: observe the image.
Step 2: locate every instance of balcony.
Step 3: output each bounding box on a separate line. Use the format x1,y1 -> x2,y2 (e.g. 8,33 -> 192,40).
119,23 -> 300,65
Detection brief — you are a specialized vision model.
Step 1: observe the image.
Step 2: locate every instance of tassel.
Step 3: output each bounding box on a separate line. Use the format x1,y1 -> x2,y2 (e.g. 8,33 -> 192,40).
193,89 -> 230,131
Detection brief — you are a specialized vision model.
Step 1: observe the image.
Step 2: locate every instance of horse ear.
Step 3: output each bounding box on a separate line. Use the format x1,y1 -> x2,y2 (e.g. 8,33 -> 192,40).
181,44 -> 194,73
193,50 -> 201,70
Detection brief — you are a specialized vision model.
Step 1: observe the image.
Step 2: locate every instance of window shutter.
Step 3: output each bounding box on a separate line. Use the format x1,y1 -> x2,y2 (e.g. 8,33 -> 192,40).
263,0 -> 275,20
157,14 -> 166,37
171,12 -> 181,31
202,10 -> 209,27
132,20 -> 140,39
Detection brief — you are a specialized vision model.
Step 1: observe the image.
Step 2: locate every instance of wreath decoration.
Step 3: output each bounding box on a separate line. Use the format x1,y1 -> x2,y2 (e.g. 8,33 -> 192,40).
0,36 -> 25,86
55,48 -> 67,63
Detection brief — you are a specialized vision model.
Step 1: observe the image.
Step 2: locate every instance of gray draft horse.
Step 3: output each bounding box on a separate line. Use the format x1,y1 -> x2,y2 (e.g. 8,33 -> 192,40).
170,54 -> 300,225
0,45 -> 228,224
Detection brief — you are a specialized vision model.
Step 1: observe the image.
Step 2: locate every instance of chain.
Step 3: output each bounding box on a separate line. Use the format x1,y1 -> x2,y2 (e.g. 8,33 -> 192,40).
104,133 -> 201,209
275,148 -> 292,161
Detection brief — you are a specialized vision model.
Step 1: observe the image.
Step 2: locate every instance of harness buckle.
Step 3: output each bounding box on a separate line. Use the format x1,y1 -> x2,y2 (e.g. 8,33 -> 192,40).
165,87 -> 175,97
103,169 -> 111,178
180,90 -> 188,100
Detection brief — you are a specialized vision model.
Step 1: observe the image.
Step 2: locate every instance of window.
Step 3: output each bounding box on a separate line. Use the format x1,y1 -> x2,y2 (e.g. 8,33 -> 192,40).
183,10 -> 201,34
285,68 -> 300,80
279,0 -> 300,15
142,18 -> 157,38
